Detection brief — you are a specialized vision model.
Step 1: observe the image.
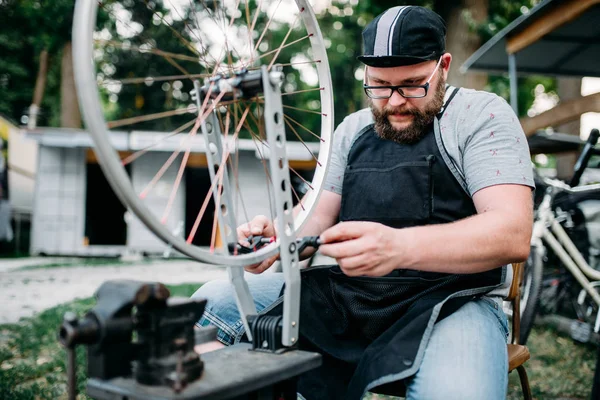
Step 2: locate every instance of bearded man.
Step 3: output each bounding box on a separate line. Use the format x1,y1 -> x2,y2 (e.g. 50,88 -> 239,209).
193,6 -> 534,400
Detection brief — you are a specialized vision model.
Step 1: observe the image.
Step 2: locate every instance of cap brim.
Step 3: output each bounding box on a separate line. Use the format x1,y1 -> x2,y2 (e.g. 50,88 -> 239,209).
357,55 -> 435,68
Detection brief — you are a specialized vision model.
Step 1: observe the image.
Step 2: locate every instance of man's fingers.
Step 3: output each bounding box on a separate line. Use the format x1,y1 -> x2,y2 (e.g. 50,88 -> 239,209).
319,238 -> 365,259
254,216 -> 276,237
320,222 -> 369,244
237,224 -> 253,242
238,215 -> 276,241
337,254 -> 370,276
244,254 -> 278,274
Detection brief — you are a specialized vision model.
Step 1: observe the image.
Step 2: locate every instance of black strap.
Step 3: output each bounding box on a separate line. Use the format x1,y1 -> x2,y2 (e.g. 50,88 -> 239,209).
437,85 -> 459,118
435,86 -> 467,190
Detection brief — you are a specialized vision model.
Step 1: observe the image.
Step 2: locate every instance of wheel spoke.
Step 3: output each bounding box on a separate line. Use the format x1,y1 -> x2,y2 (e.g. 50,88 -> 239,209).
187,105 -> 251,245
253,0 -> 284,54
284,118 -> 321,166
267,14 -> 301,71
139,83 -> 218,200
281,87 -> 324,97
107,107 -> 194,129
277,59 -> 322,68
161,90 -> 226,224
246,0 -> 263,60
249,129 -> 277,236
283,114 -> 324,142
139,146 -> 182,200
290,180 -> 304,211
96,40 -> 199,62
142,0 -> 204,59
96,1 -> 213,69
283,104 -> 327,116
255,35 -> 312,63
102,72 -> 211,86
163,54 -> 191,76
186,159 -> 226,244
193,0 -> 248,75
290,167 -> 314,190
122,118 -> 197,166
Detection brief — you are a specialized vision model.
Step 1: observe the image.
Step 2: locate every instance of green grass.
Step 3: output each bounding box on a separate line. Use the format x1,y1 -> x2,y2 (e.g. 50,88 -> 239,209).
0,283 -> 203,399
1,289 -> 596,399
507,327 -> 596,400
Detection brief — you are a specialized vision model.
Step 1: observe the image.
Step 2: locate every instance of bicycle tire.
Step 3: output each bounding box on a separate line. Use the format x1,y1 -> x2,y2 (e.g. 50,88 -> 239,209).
518,244 -> 544,344
72,0 -> 334,266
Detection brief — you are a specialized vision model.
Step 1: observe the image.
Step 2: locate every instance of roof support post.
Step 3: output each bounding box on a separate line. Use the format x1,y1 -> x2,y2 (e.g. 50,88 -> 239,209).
509,53 -> 518,114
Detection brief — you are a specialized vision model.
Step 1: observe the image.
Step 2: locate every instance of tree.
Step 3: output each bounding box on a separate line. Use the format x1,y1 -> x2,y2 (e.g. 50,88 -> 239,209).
0,0 -> 548,132
0,0 -> 77,128
435,0 -> 489,90
311,0 -> 546,127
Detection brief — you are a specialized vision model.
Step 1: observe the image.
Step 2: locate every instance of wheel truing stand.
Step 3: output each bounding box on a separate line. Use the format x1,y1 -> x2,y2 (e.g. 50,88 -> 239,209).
192,66 -> 301,346
59,67 -> 320,400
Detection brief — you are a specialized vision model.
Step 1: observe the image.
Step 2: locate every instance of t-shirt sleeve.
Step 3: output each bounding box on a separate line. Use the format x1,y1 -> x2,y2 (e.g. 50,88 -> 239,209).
461,96 -> 535,195
323,110 -> 372,195
323,117 -> 351,195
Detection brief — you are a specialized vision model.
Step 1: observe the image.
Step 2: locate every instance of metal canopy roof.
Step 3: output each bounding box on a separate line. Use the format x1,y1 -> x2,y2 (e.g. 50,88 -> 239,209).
527,130 -> 584,154
461,0 -> 600,77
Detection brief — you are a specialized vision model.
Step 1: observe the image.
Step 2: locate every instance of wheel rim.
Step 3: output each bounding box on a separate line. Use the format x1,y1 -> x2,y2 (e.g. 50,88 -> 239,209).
520,261 -> 533,316
73,0 -> 333,266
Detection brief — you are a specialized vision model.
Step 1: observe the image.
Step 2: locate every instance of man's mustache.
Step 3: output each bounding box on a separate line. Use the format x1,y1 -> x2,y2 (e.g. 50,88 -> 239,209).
380,106 -> 421,117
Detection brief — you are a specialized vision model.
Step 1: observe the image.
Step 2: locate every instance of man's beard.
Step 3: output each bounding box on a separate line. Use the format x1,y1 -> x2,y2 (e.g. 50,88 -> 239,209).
371,74 -> 446,144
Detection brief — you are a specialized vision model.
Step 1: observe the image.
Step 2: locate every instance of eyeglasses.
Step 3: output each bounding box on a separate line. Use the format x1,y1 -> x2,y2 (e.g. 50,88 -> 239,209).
363,57 -> 443,99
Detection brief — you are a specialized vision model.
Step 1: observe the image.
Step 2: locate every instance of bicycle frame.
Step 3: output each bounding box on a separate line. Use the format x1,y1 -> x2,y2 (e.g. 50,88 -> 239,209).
532,182 -> 600,332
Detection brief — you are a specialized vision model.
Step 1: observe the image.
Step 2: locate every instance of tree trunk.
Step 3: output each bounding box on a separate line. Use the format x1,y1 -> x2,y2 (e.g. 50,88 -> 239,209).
28,49 -> 49,129
60,41 -> 82,129
437,0 -> 489,90
555,77 -> 582,181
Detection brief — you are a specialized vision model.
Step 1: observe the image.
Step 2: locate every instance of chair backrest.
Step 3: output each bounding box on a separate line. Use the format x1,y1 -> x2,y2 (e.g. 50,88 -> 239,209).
506,262 -> 524,302
507,262 -> 525,345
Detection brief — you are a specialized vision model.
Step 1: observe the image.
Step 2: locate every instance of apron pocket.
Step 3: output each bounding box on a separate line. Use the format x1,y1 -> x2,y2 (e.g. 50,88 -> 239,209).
341,157 -> 435,223
327,267 -> 456,341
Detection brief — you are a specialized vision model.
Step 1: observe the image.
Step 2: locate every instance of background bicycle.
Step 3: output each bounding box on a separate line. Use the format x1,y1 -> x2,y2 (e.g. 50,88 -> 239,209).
515,129 -> 600,346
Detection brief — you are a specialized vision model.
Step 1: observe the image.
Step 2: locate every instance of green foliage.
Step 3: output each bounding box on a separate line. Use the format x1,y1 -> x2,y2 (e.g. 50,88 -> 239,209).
0,0 -> 567,129
0,0 -> 75,124
0,3 -> 34,122
312,0 -> 550,124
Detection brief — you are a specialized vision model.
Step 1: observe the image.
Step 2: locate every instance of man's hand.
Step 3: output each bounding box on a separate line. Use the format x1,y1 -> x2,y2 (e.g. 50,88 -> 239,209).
319,221 -> 402,277
237,215 -> 279,274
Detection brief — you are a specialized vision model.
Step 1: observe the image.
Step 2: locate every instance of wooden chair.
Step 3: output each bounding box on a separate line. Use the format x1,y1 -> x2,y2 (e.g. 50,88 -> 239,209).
507,261 -> 532,399
370,262 -> 533,398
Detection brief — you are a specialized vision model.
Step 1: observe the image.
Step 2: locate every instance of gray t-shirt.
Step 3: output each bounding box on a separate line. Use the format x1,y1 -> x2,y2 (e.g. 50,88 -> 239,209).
323,86 -> 535,297
325,86 -> 535,195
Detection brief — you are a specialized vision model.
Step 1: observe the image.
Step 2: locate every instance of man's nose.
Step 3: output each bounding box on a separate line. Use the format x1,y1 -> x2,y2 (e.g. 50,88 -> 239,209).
388,89 -> 407,107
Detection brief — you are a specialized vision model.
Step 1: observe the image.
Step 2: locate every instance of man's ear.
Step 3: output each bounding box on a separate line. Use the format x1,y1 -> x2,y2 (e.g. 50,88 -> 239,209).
441,53 -> 452,79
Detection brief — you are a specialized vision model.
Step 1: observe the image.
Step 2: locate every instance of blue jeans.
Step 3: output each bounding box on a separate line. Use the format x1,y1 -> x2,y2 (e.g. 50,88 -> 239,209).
192,272 -> 509,400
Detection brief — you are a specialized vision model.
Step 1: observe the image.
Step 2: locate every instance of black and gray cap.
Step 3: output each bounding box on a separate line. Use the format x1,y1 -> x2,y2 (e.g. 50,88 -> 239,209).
358,6 -> 446,68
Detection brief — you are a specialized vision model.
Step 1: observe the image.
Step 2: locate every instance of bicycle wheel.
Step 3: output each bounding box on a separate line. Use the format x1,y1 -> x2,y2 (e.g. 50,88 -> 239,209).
72,0 -> 333,266
519,245 -> 544,344
504,245 -> 543,344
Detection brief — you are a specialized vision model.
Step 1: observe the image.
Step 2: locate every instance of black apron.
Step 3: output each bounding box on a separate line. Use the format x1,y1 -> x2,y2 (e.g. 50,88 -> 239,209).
240,99 -> 505,399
